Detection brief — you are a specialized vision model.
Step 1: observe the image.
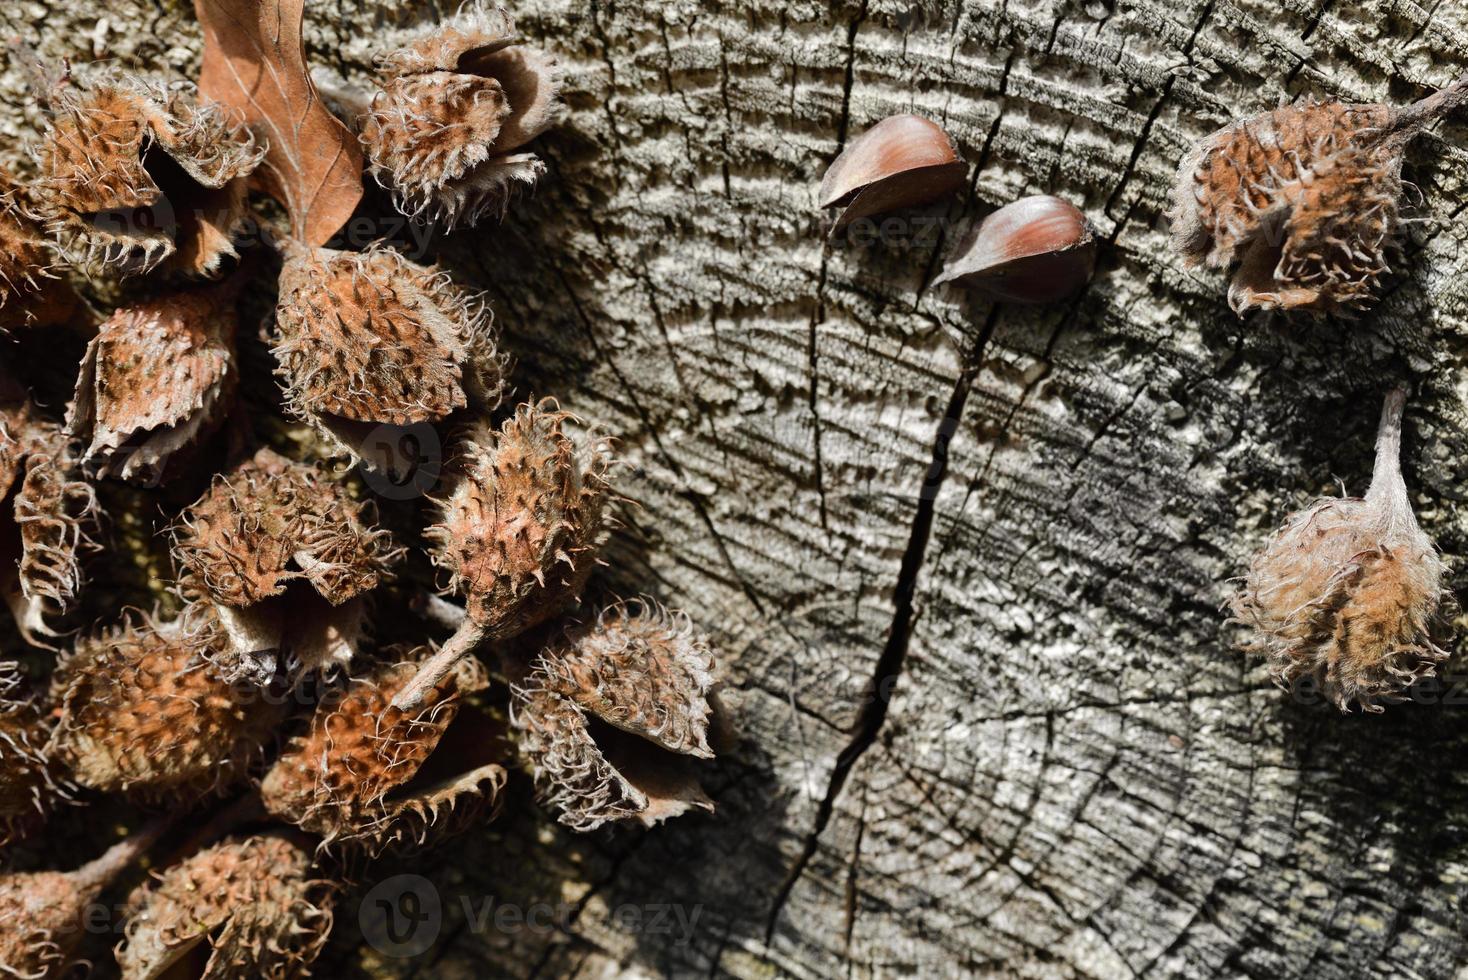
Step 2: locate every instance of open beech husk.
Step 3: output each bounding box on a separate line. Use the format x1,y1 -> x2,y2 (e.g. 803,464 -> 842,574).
261,649 -> 507,855
0,168 -> 79,332
391,399 -> 612,710
1,822 -> 166,979
0,391 -> 97,647
117,832 -> 334,980
1231,389 -> 1451,711
511,599 -> 719,831
172,447 -> 402,681
50,612 -> 289,799
934,194 -> 1097,303
819,114 -> 966,237
36,70 -> 263,278
359,2 -> 562,228
67,279 -> 239,483
0,665 -> 68,845
1169,75 -> 1468,315
271,241 -> 507,469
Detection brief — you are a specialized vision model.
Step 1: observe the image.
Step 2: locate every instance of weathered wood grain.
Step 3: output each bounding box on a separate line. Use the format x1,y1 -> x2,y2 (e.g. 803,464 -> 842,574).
5,0 -> 1468,977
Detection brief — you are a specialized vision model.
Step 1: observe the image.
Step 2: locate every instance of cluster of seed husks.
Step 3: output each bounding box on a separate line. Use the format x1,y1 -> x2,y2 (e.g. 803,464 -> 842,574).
1,4 -> 724,973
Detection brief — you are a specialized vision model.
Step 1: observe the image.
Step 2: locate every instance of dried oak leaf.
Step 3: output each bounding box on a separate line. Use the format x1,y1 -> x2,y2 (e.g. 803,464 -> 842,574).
36,71 -> 263,278
260,649 -> 507,855
361,2 -> 562,227
1169,75 -> 1468,315
50,611 -> 289,799
511,600 -> 720,831
117,833 -> 334,980
196,0 -> 364,247
271,241 -> 506,468
0,393 -> 97,647
1231,390 -> 1451,711
391,399 -> 613,711
67,279 -> 239,484
172,447 -> 402,680
0,168 -> 79,331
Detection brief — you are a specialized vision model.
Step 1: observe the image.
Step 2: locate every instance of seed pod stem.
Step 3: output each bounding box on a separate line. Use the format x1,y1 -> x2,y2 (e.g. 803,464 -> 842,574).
1366,387 -> 1408,514
1377,73 -> 1468,145
391,618 -> 487,711
72,814 -> 172,892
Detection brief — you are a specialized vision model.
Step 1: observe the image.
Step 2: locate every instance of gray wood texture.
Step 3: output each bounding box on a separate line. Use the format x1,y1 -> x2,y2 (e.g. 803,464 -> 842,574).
5,0 -> 1468,977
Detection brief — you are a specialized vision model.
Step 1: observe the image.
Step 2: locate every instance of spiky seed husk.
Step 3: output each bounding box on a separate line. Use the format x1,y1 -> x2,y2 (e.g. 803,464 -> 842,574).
67,281 -> 237,483
50,612 -> 288,799
360,2 -> 560,227
428,399 -> 611,637
0,665 -> 67,846
537,599 -> 716,756
117,833 -> 334,980
1169,76 -> 1468,315
260,649 -> 506,855
36,70 -> 263,278
172,447 -> 401,674
511,600 -> 718,831
0,168 -> 78,332
271,242 -> 506,467
1,829 -> 162,979
390,400 -> 613,711
0,397 -> 97,646
1231,390 -> 1450,711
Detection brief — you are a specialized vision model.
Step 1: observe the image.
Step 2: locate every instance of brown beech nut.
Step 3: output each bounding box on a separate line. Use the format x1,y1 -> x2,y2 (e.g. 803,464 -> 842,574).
818,114 -> 966,237
933,194 -> 1097,303
0,665 -> 68,846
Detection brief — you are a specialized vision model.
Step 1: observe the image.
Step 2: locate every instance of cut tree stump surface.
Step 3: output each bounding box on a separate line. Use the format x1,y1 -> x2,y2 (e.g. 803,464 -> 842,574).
5,0 -> 1468,977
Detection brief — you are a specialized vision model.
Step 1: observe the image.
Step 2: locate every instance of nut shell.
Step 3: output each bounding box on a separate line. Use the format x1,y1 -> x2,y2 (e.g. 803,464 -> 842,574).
261,649 -> 506,854
271,243 -> 506,465
363,2 -> 561,227
511,600 -> 719,831
819,114 -> 966,236
36,71 -> 262,278
935,194 -> 1096,303
427,399 -> 612,638
51,613 -> 287,799
67,281 -> 237,483
117,833 -> 333,980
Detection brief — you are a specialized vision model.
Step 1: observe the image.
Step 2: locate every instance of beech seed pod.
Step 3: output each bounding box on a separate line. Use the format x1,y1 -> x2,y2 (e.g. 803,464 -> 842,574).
391,399 -> 613,711
260,649 -> 507,855
934,194 -> 1097,303
819,114 -> 966,238
0,168 -> 78,332
50,612 -> 289,799
67,279 -> 239,484
1169,75 -> 1468,315
1231,389 -> 1450,712
360,2 -> 562,228
271,241 -> 507,469
36,70 -> 264,278
172,447 -> 402,680
0,666 -> 68,846
1,823 -> 165,979
511,599 -> 719,832
0,391 -> 97,647
117,833 -> 334,980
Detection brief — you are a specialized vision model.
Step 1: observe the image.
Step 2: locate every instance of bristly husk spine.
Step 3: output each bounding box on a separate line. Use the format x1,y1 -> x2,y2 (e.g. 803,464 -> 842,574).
1230,389 -> 1452,712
